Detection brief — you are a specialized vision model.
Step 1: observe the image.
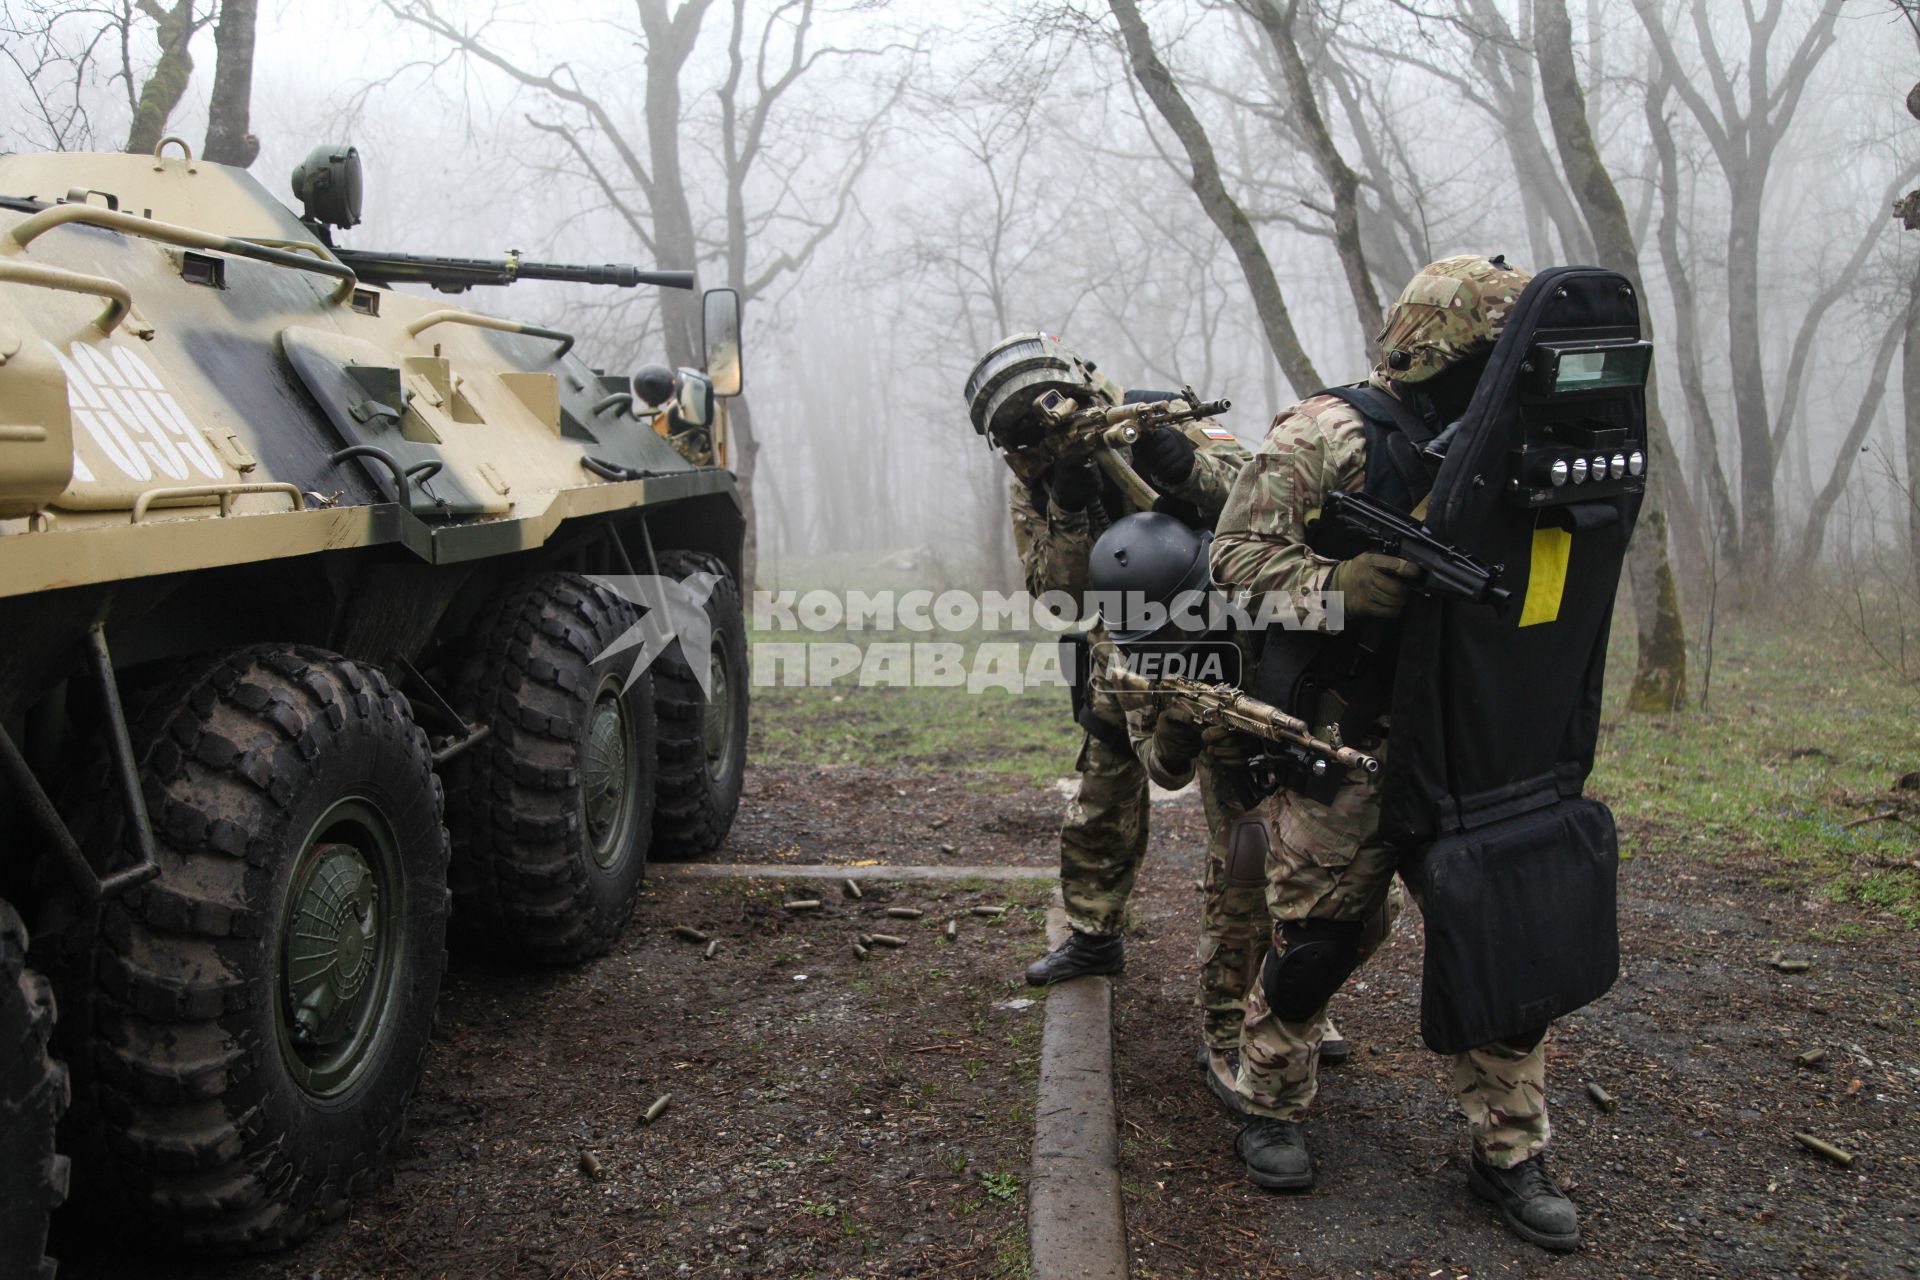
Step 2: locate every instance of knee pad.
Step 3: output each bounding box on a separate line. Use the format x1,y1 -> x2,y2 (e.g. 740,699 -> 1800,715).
1262,918 -> 1365,1023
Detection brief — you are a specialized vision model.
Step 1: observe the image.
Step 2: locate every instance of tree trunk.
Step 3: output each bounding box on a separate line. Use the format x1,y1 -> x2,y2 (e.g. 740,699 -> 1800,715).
1109,0 -> 1321,395
1245,0 -> 1382,349
202,0 -> 259,167
1534,0 -> 1687,711
1908,272 -> 1920,578
1797,289 -> 1910,570
1645,77 -> 1737,570
124,0 -> 197,156
1725,181 -> 1775,581
637,0 -> 710,370
728,394 -> 760,589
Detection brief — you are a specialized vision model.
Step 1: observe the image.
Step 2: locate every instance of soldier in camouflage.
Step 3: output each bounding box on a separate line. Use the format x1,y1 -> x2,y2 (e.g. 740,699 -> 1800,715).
967,334 -> 1348,1105
1212,257 -> 1583,1252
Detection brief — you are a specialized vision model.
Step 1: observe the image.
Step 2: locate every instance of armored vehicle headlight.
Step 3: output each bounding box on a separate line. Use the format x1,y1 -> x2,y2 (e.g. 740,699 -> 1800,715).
291,143 -> 363,233
1549,459 -> 1569,487
1570,457 -> 1589,483
1610,453 -> 1627,479
1628,450 -> 1645,476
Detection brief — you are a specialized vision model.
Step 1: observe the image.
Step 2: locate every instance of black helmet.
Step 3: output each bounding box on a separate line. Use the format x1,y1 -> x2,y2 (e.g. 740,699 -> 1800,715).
632,363 -> 676,407
1089,512 -> 1220,647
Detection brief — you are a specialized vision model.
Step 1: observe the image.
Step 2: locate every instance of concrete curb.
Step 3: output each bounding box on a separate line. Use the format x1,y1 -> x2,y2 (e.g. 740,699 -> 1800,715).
1028,906 -> 1128,1280
652,862 -> 1057,882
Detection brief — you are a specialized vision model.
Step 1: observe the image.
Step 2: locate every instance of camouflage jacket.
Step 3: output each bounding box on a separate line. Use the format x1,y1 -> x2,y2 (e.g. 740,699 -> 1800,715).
1009,416 -> 1248,598
1209,382 -> 1390,623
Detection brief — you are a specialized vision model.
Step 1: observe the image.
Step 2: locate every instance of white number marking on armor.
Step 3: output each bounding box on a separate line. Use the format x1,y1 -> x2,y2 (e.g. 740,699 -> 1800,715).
45,339 -> 225,485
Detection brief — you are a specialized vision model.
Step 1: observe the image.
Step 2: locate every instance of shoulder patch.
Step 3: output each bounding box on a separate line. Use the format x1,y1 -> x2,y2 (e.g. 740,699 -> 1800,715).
1201,426 -> 1235,441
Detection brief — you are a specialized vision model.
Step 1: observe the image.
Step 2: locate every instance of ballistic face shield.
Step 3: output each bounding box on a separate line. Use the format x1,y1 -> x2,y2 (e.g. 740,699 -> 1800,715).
963,332 -> 1123,451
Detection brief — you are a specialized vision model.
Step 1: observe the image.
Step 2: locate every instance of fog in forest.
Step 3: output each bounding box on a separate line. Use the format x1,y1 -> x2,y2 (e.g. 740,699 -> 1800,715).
5,0 -> 1917,611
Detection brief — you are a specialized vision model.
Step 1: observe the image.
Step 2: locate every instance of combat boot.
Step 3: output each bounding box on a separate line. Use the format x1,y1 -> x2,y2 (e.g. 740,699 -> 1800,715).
1024,930 -> 1123,986
1195,1044 -> 1248,1118
1235,1117 -> 1313,1190
1469,1154 -> 1581,1252
1319,1019 -> 1352,1066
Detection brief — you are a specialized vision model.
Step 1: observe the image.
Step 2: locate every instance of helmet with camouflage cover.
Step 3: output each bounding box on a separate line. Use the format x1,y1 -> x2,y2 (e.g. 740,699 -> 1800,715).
1376,254 -> 1532,384
963,332 -> 1125,448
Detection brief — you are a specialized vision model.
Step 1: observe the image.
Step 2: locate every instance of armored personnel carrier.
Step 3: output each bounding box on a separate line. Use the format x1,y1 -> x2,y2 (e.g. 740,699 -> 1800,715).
0,139 -> 750,1270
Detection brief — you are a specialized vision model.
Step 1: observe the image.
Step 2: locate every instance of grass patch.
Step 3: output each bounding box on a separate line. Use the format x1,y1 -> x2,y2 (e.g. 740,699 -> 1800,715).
1597,613 -> 1919,925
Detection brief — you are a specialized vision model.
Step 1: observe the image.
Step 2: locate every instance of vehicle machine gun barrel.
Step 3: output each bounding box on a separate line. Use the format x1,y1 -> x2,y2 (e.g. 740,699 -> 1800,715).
1106,662 -> 1378,776
332,248 -> 696,293
1307,490 -> 1512,611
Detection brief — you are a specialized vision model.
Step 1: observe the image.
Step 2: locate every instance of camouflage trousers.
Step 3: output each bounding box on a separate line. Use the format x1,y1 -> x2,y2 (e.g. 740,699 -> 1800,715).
1234,772 -> 1551,1169
1058,733 -> 1268,1049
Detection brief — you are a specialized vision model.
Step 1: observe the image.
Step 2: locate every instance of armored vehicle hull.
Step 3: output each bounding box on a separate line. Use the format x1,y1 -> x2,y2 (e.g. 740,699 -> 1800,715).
0,141 -> 750,1262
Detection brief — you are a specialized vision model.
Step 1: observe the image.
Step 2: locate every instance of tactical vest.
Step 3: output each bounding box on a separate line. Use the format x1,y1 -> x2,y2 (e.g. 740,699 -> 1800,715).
1248,381 -> 1435,777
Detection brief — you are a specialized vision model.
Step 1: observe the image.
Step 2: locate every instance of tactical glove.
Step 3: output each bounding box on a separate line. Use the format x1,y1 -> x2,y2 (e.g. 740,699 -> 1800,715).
1049,458 -> 1100,513
1131,427 -> 1196,485
1202,725 -> 1267,812
1328,552 -> 1419,619
1146,709 -> 1205,789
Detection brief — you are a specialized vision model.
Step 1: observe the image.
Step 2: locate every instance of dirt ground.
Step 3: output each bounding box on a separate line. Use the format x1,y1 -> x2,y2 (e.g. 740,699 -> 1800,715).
54,760 -> 1920,1279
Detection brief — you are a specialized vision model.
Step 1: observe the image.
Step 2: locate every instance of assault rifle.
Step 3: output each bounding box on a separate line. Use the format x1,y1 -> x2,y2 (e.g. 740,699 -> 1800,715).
1032,384 -> 1231,510
1307,490 -> 1512,611
334,248 -> 696,294
1106,662 -> 1379,777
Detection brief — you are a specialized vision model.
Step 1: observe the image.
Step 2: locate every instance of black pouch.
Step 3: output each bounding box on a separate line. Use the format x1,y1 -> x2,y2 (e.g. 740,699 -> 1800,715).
1410,797 -> 1619,1054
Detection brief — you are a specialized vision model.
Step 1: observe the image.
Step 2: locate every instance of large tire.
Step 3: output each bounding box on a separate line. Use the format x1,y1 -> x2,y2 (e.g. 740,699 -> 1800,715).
58,646 -> 449,1252
445,572 -> 656,964
1,902 -> 68,1280
650,550 -> 749,858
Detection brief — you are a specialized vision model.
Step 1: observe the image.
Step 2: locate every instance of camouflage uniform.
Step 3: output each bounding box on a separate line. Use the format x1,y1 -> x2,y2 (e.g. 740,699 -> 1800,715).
1010,417 -> 1250,1031
1212,256 -> 1549,1170
1104,675 -> 1268,1049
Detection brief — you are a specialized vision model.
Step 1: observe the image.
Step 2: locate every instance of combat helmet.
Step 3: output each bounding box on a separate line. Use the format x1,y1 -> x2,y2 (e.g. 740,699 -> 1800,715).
1377,255 -> 1532,384
1089,512 -> 1222,646
963,332 -> 1124,448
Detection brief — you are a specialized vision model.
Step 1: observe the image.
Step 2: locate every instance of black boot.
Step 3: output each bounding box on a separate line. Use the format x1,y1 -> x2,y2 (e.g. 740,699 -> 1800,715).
1469,1155 -> 1581,1252
1024,930 -> 1123,986
1195,1044 -> 1248,1118
1235,1117 -> 1313,1190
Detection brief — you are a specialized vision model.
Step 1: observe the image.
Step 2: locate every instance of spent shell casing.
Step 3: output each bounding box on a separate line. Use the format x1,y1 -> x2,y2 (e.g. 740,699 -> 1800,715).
869,933 -> 907,948
672,925 -> 710,943
945,919 -> 958,939
885,907 -> 924,919
642,1093 -> 672,1124
1585,1082 -> 1616,1114
968,906 -> 1006,918
853,942 -> 870,960
1793,1131 -> 1854,1167
784,899 -> 822,911
702,939 -> 719,960
844,879 -> 863,899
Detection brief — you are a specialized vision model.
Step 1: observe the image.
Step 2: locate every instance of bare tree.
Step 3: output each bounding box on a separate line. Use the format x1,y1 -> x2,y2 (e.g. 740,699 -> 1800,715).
387,0 -> 911,586
1236,0 -> 1383,348
124,0 -> 207,154
1535,0 -> 1688,711
1634,0 -> 1843,582
1797,264 -> 1917,568
200,0 -> 255,164
1108,0 -> 1322,393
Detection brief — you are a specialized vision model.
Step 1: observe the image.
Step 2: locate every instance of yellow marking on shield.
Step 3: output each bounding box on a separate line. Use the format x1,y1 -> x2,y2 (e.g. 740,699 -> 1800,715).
1518,524 -> 1573,627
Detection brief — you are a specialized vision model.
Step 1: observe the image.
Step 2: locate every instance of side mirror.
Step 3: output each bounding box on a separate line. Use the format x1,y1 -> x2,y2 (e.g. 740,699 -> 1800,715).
702,287 -> 742,397
674,368 -> 714,429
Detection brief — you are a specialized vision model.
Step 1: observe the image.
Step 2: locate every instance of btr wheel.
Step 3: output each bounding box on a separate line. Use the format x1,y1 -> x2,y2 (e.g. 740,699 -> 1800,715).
649,550 -> 749,858
56,646 -> 448,1252
445,572 -> 655,964
0,901 -> 68,1280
